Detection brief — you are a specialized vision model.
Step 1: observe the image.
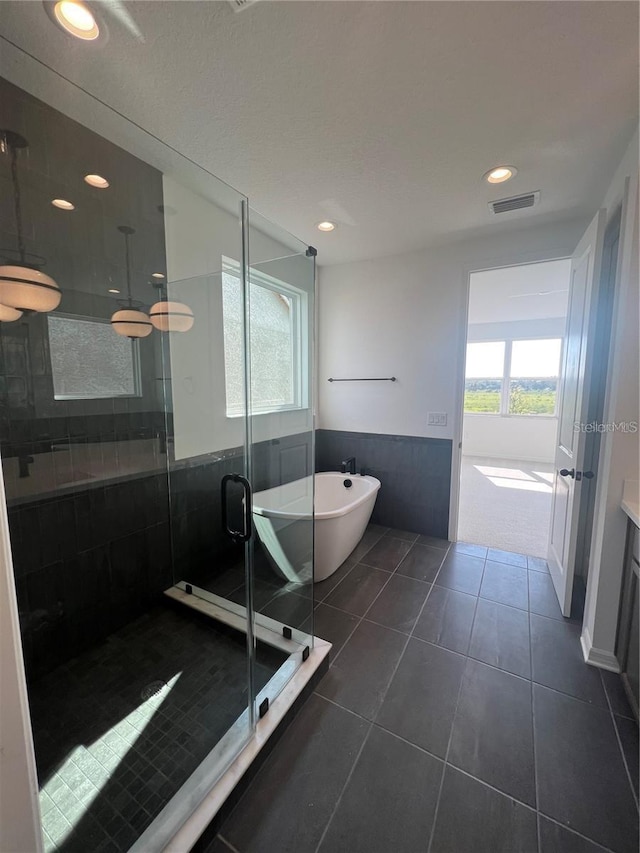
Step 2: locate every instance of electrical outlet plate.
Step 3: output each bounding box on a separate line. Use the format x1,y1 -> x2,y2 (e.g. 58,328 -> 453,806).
428,412 -> 447,426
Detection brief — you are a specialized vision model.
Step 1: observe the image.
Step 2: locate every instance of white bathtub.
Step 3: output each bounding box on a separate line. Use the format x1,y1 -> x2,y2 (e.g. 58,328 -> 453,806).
252,472 -> 381,584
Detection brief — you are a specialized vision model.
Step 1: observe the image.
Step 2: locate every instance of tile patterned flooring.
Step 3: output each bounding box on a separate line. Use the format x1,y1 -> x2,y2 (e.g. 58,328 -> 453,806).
210,525 -> 639,853
30,604 -> 286,853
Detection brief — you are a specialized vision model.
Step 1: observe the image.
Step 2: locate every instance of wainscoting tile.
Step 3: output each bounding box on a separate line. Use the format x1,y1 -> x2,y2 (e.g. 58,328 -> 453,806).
315,430 -> 452,539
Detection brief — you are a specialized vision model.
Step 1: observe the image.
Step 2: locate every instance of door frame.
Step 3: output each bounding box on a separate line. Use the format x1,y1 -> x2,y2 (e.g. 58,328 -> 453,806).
449,253 -> 572,544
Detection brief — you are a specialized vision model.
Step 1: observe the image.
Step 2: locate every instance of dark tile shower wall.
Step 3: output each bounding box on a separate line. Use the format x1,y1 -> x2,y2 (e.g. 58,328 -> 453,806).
1,76 -> 315,681
0,76 -> 172,679
316,429 -> 452,538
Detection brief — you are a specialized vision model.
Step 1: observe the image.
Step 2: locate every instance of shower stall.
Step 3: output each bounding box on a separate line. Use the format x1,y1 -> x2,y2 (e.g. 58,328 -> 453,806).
0,74 -> 320,853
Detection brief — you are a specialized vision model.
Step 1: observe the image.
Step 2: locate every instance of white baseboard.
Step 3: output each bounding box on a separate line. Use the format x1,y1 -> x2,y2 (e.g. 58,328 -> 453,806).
580,626 -> 621,672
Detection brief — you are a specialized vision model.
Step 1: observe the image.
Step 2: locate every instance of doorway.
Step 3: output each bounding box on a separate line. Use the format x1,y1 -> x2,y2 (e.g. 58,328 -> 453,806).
457,259 -> 572,557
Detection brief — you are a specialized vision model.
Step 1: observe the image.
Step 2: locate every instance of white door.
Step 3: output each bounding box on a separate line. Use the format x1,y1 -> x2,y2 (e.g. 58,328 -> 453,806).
548,211 -> 606,616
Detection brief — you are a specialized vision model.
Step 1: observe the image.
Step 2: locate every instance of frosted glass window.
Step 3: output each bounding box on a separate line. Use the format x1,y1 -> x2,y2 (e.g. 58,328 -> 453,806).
48,315 -> 140,399
222,269 -> 303,416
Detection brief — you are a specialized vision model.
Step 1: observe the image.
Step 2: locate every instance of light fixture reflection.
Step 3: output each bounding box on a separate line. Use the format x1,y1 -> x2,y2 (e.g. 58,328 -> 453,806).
0,303 -> 23,322
150,301 -> 194,333
84,174 -> 109,188
52,198 -> 75,210
110,226 -> 152,339
0,130 -> 62,314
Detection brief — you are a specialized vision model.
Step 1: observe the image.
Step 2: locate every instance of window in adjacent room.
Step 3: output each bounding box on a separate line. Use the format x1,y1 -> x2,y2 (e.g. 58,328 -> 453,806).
464,341 -> 505,414
464,337 -> 562,416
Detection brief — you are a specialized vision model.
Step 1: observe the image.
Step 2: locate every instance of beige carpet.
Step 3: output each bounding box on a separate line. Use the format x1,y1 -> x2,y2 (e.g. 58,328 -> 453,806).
457,455 -> 554,558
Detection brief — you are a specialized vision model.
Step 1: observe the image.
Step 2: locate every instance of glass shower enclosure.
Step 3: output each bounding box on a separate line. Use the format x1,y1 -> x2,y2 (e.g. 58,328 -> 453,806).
0,74 -> 315,853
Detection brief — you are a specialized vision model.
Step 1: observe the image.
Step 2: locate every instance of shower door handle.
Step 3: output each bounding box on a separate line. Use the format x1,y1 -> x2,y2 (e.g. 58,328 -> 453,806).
221,473 -> 253,542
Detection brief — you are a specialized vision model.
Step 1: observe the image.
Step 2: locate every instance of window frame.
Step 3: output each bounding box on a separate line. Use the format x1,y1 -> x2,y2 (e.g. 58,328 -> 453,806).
222,259 -> 309,418
464,335 -> 563,418
48,312 -> 142,401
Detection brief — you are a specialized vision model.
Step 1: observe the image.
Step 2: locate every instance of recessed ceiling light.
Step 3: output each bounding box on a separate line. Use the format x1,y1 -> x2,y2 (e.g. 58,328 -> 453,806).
317,221 -> 336,232
52,1 -> 100,40
151,273 -> 165,279
484,165 -> 517,184
84,174 -> 109,188
108,288 -> 120,294
52,198 -> 75,210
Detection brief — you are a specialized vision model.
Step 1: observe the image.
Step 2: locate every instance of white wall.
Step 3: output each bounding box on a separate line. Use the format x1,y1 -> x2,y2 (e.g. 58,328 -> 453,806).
468,261 -> 570,323
463,416 -> 557,463
582,127 -> 640,668
318,217 -> 586,440
163,176 -> 314,460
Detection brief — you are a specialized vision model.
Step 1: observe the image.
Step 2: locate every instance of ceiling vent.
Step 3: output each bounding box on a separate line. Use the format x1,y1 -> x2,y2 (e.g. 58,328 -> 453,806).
489,191 -> 540,215
229,0 -> 259,10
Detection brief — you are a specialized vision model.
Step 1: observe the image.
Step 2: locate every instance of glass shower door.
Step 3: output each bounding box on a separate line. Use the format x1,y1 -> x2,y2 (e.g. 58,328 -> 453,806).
244,208 -> 316,706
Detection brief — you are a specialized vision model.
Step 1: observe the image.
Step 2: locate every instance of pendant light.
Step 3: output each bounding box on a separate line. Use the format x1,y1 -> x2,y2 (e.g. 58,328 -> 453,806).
0,130 -> 62,315
110,226 -> 152,338
149,283 -> 194,333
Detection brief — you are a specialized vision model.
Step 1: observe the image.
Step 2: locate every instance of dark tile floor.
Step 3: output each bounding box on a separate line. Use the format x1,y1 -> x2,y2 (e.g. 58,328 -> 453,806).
211,525 -> 639,853
200,544 -> 313,631
30,603 -> 286,853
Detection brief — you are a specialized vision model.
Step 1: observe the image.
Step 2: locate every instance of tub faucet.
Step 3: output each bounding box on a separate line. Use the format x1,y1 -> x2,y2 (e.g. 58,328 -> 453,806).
341,456 -> 356,475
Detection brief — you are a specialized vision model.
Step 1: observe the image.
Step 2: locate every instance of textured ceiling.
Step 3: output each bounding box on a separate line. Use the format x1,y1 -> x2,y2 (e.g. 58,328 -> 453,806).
0,1 -> 637,265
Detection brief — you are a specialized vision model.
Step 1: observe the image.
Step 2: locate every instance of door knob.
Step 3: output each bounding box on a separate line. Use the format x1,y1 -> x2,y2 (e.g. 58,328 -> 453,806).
559,468 -> 575,478
583,471 -> 595,479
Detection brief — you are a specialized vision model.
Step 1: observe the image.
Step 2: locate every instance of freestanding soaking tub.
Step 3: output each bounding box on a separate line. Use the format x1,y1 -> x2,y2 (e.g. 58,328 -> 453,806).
252,472 -> 381,584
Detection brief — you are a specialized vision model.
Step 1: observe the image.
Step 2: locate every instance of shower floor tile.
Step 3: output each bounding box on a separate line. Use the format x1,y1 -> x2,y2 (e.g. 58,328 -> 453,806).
29,602 -> 286,853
